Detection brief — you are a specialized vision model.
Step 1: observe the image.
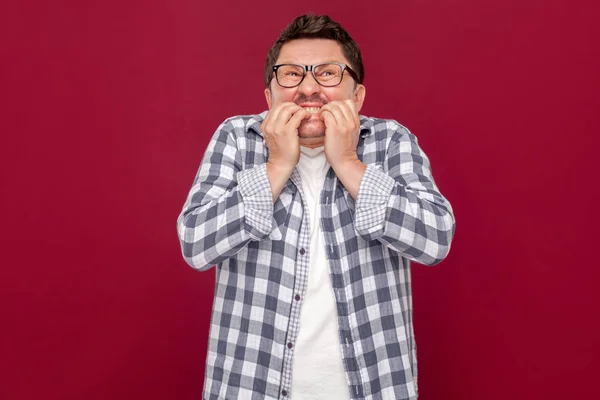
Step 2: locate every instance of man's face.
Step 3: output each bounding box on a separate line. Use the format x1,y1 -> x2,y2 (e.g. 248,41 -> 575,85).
265,38 -> 366,148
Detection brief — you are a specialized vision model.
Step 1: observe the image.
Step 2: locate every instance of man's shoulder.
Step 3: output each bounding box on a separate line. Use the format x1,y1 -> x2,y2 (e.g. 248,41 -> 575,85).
218,112 -> 267,135
359,115 -> 412,138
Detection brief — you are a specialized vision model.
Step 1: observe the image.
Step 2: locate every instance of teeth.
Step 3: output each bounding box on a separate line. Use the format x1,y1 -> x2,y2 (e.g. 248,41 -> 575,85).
303,107 -> 320,114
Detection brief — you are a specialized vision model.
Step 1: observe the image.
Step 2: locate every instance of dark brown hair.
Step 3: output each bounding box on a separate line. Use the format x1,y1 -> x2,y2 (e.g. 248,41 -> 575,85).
264,14 -> 365,87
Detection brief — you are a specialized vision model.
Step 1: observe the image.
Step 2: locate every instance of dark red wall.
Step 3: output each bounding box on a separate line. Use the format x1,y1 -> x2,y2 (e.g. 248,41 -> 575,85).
2,1 -> 599,399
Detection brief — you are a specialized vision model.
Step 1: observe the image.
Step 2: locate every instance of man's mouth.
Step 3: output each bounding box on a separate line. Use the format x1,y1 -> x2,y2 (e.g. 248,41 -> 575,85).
303,107 -> 321,114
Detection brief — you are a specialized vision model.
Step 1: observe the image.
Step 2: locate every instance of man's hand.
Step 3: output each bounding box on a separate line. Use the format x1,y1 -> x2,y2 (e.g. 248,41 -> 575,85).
261,102 -> 310,171
320,99 -> 366,200
320,99 -> 361,168
261,103 -> 310,202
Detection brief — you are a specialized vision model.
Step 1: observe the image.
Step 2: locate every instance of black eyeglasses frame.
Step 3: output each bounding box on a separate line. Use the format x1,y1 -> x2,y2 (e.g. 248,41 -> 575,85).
271,62 -> 359,88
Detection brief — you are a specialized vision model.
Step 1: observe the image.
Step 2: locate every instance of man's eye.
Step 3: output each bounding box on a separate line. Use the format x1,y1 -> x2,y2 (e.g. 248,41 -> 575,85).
317,69 -> 336,77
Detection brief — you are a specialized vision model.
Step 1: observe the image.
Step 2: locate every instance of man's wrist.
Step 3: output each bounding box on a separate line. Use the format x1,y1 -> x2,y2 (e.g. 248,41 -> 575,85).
331,154 -> 360,171
332,158 -> 367,200
266,159 -> 295,176
266,160 -> 295,202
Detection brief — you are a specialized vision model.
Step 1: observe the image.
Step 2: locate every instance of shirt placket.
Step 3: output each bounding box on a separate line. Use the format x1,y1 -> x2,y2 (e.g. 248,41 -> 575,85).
321,175 -> 365,400
278,170 -> 311,399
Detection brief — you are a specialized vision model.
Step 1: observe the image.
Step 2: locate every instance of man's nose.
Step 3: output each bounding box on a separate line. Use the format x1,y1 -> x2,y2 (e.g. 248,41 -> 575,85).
297,71 -> 321,96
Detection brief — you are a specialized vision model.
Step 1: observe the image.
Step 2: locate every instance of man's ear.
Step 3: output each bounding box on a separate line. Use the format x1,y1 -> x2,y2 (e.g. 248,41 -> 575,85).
353,84 -> 366,112
265,87 -> 273,109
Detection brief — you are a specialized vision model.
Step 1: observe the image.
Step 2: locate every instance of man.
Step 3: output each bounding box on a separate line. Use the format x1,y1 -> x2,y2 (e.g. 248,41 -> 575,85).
177,13 -> 455,400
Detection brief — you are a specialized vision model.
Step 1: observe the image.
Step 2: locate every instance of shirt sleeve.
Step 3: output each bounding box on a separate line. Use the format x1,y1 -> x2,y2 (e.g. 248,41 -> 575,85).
237,163 -> 276,238
353,126 -> 456,265
176,120 -> 274,271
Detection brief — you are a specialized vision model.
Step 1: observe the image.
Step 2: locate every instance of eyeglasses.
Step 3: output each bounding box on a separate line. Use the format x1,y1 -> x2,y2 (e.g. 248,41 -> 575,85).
272,63 -> 359,88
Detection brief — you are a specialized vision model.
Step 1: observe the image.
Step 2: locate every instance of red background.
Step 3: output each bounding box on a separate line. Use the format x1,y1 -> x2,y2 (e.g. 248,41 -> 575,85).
2,0 -> 599,399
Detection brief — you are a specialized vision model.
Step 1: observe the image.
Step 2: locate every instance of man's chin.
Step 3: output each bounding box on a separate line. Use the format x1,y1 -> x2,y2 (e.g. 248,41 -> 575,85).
298,120 -> 325,138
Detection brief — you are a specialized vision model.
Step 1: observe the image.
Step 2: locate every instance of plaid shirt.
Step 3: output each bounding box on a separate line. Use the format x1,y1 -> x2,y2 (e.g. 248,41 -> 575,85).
177,112 -> 455,400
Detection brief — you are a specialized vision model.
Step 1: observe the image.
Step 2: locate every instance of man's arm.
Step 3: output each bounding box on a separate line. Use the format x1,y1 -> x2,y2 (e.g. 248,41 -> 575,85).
321,101 -> 455,265
176,120 -> 276,271
352,125 -> 455,266
177,104 -> 309,271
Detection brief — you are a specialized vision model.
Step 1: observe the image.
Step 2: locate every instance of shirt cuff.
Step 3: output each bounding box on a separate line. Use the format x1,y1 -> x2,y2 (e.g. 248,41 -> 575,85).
237,163 -> 274,239
354,164 -> 395,238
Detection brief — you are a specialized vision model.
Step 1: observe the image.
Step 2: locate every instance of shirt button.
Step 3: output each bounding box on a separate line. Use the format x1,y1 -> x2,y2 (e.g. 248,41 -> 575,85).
295,294 -> 301,301
282,390 -> 288,396
299,248 -> 305,255
287,342 -> 293,349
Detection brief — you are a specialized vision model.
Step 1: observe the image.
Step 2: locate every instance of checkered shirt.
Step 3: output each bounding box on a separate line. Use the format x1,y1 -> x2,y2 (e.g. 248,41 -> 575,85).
177,111 -> 455,400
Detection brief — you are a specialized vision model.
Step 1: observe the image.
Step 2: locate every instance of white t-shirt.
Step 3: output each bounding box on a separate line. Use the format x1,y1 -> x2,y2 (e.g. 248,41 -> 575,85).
291,146 -> 350,400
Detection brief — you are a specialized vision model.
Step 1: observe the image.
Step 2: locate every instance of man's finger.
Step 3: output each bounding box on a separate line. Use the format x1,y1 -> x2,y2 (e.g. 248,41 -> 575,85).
288,108 -> 311,129
266,102 -> 296,128
337,101 -> 356,127
321,103 -> 347,127
344,99 -> 360,127
320,109 -> 337,128
274,103 -> 303,127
